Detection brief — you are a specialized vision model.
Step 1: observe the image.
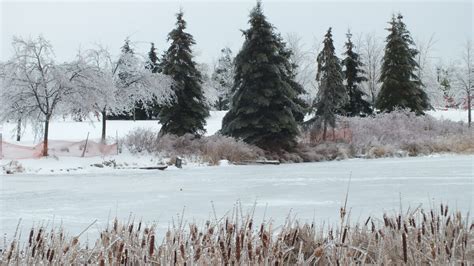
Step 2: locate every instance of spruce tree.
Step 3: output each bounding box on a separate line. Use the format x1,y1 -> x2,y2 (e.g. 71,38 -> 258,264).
211,47 -> 234,111
158,11 -> 209,136
221,2 -> 301,151
341,30 -> 372,116
146,42 -> 159,74
144,43 -> 161,119
311,28 -> 347,140
376,14 -> 431,115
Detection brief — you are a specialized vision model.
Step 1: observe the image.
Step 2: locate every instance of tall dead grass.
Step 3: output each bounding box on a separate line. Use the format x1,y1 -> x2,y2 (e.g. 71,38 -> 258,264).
2,204 -> 472,264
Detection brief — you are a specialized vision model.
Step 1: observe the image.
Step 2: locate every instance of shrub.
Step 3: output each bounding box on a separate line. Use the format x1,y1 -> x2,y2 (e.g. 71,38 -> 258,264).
123,131 -> 264,165
302,110 -> 473,158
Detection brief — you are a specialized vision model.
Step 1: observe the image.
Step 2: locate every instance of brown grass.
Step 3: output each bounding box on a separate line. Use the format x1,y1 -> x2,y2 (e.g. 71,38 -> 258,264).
2,204 -> 472,264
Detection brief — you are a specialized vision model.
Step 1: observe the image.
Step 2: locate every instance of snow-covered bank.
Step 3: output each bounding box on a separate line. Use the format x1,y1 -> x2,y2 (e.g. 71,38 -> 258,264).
1,154 -> 472,240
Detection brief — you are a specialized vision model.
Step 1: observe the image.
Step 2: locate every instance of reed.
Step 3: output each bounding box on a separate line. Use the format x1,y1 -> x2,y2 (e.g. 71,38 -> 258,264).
1,204 -> 472,264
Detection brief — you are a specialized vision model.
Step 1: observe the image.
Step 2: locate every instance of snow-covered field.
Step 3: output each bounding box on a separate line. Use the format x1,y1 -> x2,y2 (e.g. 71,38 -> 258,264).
1,111 -> 227,144
1,154 -> 472,240
0,109 -> 469,144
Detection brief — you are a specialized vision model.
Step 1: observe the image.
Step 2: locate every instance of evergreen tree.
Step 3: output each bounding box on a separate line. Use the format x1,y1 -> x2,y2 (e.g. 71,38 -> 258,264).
146,42 -> 159,74
158,11 -> 209,136
310,28 -> 347,140
376,14 -> 431,115
109,38 -> 136,120
221,2 -> 301,151
276,34 -> 308,123
211,47 -> 234,110
144,43 -> 161,119
341,30 -> 372,116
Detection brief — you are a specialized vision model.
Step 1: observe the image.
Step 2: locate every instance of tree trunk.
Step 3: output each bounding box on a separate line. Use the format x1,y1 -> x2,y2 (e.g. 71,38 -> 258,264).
16,118 -> 21,142
101,109 -> 107,144
468,92 -> 472,128
42,117 -> 50,156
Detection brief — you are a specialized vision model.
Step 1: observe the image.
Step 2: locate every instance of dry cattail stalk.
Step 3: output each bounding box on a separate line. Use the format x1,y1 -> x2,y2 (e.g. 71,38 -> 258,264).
1,207 -> 473,265
402,233 -> 407,263
149,235 -> 155,257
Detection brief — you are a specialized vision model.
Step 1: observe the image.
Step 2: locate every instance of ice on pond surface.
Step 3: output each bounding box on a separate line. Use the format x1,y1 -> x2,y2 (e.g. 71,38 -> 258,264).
1,154 -> 472,240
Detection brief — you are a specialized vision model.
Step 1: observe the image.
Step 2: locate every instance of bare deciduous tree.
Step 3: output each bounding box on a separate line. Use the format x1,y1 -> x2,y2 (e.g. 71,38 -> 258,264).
356,32 -> 383,107
415,34 -> 444,107
285,32 -> 321,104
454,40 -> 473,127
0,36 -> 86,156
73,46 -> 174,143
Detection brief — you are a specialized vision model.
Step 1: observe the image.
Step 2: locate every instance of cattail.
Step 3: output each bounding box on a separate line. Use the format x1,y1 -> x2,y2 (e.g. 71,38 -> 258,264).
194,246 -> 201,261
128,223 -> 133,235
445,216 -> 451,227
113,219 -> 118,232
180,243 -> 185,260
36,228 -> 42,242
48,249 -> 54,263
444,205 -> 448,216
404,222 -> 408,234
342,227 -> 348,244
149,235 -> 155,257
28,228 -> 34,247
248,242 -> 253,261
441,203 -> 444,215
236,234 -> 241,262
402,233 -> 407,263
31,245 -> 36,258
397,215 -> 401,231
364,216 -> 371,226
6,241 -> 15,262
417,229 -> 421,243
422,222 -> 426,235
383,214 -> 389,227
445,244 -> 451,259
371,221 -> 375,233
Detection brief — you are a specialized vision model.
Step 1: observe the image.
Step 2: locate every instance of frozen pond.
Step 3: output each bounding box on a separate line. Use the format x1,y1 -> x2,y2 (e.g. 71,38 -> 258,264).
1,154 -> 473,239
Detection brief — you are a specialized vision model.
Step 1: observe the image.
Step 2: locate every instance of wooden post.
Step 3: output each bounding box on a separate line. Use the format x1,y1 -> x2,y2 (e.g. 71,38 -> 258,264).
82,132 -> 90,158
175,156 -> 182,169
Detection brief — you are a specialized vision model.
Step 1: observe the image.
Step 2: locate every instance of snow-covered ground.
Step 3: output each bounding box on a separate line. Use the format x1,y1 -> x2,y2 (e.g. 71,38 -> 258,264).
426,108 -> 470,123
1,109 -> 469,144
1,111 -> 227,144
1,154 -> 472,240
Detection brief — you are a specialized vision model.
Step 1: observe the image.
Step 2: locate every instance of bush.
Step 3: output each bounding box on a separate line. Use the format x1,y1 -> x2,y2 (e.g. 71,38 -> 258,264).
302,110 -> 473,158
123,130 -> 264,165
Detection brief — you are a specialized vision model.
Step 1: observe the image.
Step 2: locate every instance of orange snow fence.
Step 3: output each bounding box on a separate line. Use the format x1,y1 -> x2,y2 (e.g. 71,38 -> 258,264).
0,139 -> 118,160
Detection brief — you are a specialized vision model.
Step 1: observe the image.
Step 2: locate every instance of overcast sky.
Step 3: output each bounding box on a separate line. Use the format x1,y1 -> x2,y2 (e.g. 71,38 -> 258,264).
1,0 -> 472,67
